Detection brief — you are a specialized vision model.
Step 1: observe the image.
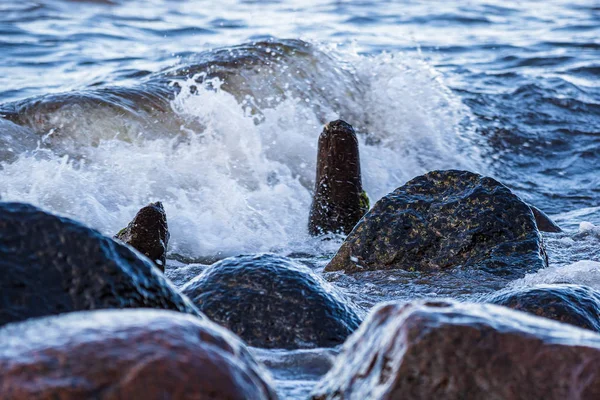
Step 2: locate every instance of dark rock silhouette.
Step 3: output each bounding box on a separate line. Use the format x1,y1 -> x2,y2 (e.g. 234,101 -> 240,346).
485,284 -> 600,332
309,120 -> 369,236
182,253 -> 363,349
0,309 -> 277,400
529,204 -> 562,233
325,170 -> 548,278
311,300 -> 600,400
115,202 -> 170,271
0,202 -> 200,327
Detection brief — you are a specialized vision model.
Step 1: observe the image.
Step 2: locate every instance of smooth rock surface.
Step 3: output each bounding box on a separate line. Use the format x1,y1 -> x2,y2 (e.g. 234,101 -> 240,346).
0,309 -> 277,400
0,202 -> 200,327
530,204 -> 563,233
326,170 -> 548,277
311,300 -> 600,400
115,201 -> 170,271
182,253 -> 363,349
485,283 -> 600,332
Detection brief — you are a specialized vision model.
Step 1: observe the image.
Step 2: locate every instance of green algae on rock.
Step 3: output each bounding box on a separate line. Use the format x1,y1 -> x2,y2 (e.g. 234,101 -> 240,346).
325,170 -> 548,277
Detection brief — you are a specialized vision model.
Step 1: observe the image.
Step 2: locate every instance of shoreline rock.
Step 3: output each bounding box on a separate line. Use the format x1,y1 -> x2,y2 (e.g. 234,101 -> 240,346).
0,309 -> 278,400
309,120 -> 369,236
115,201 -> 170,271
0,202 -> 200,327
311,300 -> 600,400
182,253 -> 363,349
325,170 -> 548,278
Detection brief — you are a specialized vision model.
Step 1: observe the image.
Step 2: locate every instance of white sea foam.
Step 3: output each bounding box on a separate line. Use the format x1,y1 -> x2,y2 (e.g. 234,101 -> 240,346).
510,260 -> 600,290
0,47 -> 483,260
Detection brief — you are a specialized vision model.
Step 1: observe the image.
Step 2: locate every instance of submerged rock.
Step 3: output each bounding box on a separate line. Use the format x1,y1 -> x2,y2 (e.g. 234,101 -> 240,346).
309,120 -> 369,236
181,253 -> 363,349
484,283 -> 600,332
115,201 -> 170,271
530,204 -> 563,233
311,300 -> 600,400
0,202 -> 200,327
325,170 -> 548,277
0,309 -> 277,400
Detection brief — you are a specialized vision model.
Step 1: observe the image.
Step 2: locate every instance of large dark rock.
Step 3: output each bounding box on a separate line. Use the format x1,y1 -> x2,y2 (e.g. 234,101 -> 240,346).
115,202 -> 170,271
0,202 -> 201,327
181,253 -> 363,349
484,284 -> 600,332
325,170 -> 548,277
308,120 -> 369,236
0,309 -> 277,400
311,300 -> 600,400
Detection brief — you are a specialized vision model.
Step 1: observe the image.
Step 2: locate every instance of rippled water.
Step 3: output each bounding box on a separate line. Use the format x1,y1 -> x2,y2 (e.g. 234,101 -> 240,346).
1,0 -> 599,398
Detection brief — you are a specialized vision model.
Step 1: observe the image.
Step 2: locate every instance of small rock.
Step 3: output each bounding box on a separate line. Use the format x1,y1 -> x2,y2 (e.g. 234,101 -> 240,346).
311,300 -> 600,400
181,253 -> 363,349
484,283 -> 600,332
325,170 -> 548,278
0,202 -> 200,327
309,120 -> 369,236
115,202 -> 170,271
529,204 -> 562,233
0,309 -> 277,400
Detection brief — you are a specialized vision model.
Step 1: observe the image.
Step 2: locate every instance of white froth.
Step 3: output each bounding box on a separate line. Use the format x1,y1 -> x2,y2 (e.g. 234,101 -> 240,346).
0,48 -> 482,260
511,260 -> 600,290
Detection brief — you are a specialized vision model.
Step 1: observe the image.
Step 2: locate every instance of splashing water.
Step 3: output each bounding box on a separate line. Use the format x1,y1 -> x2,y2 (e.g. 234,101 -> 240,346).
0,41 -> 481,260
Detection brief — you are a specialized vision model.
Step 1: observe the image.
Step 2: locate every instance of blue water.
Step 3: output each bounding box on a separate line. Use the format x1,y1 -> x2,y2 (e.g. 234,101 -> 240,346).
1,0 -> 599,398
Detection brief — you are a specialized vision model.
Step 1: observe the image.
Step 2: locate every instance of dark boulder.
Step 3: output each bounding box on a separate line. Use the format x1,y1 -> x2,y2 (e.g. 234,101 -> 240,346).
311,300 -> 600,400
530,204 -> 562,233
115,202 -> 170,271
0,202 -> 200,327
308,120 -> 369,236
181,253 -> 363,349
325,170 -> 548,277
0,309 -> 277,400
484,284 -> 600,332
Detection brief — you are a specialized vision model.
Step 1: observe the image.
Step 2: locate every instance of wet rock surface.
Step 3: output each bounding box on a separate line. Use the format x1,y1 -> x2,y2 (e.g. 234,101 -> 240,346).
181,253 -> 363,349
484,283 -> 600,332
311,300 -> 600,400
308,120 -> 368,236
0,202 -> 200,327
115,201 -> 170,271
326,170 -> 548,277
530,204 -> 563,233
0,309 -> 277,400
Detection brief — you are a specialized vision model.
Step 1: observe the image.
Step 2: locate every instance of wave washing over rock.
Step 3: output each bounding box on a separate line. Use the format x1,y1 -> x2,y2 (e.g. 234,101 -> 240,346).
1,0 -> 599,398
0,39 -> 481,261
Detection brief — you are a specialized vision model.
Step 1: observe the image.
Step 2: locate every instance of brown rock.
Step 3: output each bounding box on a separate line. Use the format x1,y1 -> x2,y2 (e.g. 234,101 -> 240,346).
311,300 -> 600,400
308,120 -> 369,236
0,309 -> 278,400
115,202 -> 170,271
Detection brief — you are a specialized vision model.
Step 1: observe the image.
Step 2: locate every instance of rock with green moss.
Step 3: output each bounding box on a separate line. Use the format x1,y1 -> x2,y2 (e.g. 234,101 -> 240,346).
115,202 -> 169,272
325,170 -> 548,277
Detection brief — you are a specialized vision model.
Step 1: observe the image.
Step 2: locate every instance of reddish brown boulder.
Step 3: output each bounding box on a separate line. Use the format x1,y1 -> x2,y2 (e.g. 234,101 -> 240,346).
311,300 -> 600,400
0,309 -> 278,400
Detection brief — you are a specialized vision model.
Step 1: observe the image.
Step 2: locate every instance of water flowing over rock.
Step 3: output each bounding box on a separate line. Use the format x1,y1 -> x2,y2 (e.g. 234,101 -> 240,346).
484,283 -> 600,332
0,309 -> 278,400
115,201 -> 170,271
0,202 -> 200,327
311,300 -> 600,400
325,170 -> 548,278
308,120 -> 369,236
181,253 -> 363,349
